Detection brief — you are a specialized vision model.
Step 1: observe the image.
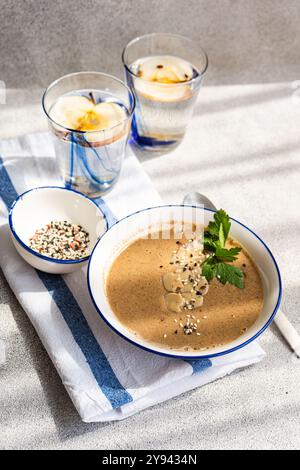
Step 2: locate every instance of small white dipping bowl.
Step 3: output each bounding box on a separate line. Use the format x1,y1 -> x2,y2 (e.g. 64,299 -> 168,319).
88,205 -> 282,359
9,186 -> 107,274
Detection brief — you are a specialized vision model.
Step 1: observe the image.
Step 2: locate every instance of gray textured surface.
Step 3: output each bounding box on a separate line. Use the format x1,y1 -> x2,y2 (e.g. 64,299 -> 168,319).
1,0 -> 300,88
1,0 -> 300,450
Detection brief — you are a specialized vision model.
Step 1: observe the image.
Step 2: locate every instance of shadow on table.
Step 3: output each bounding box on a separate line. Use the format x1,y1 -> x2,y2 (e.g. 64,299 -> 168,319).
156,142 -> 300,202
194,84 -> 292,117
129,139 -> 182,163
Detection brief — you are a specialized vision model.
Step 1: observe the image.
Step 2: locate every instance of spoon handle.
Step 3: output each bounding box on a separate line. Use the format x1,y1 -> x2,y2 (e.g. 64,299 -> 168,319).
274,309 -> 300,358
183,192 -> 300,357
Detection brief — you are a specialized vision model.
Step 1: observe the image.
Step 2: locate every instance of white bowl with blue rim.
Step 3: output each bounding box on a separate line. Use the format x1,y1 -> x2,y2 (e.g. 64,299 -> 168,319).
9,186 -> 107,274
88,205 -> 282,359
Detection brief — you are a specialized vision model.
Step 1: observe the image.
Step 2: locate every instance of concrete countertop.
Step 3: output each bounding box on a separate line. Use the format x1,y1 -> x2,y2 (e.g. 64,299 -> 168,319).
0,0 -> 299,450
1,80 -> 299,450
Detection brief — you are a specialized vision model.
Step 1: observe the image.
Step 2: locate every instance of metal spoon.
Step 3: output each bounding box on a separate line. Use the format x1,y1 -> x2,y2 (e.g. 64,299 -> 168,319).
183,191 -> 300,358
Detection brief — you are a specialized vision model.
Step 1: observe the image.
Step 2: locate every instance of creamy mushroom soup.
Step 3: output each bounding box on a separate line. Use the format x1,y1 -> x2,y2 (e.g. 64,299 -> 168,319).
106,226 -> 264,352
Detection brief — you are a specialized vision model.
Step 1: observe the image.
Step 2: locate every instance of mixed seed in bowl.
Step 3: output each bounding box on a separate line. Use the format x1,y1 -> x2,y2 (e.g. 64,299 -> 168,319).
29,220 -> 90,260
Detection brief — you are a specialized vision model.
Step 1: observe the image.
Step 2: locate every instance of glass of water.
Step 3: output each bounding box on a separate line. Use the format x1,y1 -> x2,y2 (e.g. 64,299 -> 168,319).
42,72 -> 135,198
122,33 -> 208,152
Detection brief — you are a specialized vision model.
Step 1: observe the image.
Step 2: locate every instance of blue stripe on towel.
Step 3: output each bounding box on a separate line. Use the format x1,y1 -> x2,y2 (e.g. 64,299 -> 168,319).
187,358 -> 212,374
38,271 -> 133,408
0,158 -> 18,205
0,156 -> 133,409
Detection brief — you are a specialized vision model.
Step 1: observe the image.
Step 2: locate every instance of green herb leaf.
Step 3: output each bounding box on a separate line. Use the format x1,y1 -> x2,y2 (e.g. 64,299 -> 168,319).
215,263 -> 245,289
207,220 -> 219,239
201,259 -> 216,282
215,246 -> 242,262
214,209 -> 231,242
218,223 -> 225,248
202,209 -> 244,289
203,236 -> 217,252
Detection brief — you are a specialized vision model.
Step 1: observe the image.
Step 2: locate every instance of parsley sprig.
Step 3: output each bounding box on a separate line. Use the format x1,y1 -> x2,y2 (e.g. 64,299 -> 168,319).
201,209 -> 244,289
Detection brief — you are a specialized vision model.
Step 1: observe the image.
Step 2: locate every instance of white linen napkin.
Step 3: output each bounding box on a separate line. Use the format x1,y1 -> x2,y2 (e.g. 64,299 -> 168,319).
0,132 -> 265,422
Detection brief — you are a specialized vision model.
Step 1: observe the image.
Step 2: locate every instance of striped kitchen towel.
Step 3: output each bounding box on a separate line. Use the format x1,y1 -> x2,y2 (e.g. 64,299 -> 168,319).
0,132 -> 265,422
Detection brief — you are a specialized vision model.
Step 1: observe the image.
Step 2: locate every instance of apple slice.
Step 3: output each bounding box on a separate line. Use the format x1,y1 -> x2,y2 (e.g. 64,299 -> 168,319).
135,55 -> 195,102
138,56 -> 194,83
49,95 -> 128,145
82,102 -> 127,144
90,102 -> 126,130
50,95 -> 92,130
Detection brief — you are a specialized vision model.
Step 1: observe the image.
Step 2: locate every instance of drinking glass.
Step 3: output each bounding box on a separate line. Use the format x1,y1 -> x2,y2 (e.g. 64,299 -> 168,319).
122,33 -> 208,152
42,72 -> 135,198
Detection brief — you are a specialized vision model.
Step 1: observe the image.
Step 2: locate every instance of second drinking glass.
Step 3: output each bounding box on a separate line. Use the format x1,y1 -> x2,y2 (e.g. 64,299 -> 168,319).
122,33 -> 208,152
